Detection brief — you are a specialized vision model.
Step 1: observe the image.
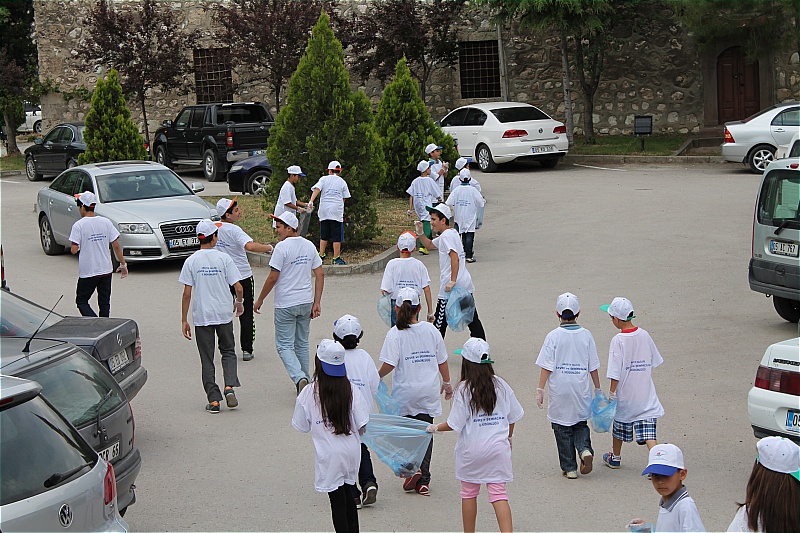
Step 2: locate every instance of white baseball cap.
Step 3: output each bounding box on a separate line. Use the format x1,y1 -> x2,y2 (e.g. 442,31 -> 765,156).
75,191 -> 97,206
216,197 -> 237,217
196,219 -> 222,238
642,443 -> 685,476
426,203 -> 452,220
417,160 -> 431,173
287,165 -> 306,176
425,143 -> 442,154
396,287 -> 420,306
269,211 -> 299,230
397,231 -> 417,252
334,314 -> 362,339
600,297 -> 636,321
461,338 -> 494,365
317,339 -> 346,377
556,292 -> 581,319
455,157 -> 471,170
328,160 -> 342,171
458,168 -> 472,182
757,436 -> 800,481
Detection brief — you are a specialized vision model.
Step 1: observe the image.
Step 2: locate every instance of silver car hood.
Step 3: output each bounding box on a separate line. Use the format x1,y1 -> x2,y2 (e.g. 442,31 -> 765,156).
96,195 -> 216,225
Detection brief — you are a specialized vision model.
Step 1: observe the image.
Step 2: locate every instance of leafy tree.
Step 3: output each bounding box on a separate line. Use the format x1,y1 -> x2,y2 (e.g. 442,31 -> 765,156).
266,11 -> 384,244
375,57 -> 458,196
80,0 -> 198,149
0,0 -> 36,156
347,0 -> 464,101
78,69 -> 147,164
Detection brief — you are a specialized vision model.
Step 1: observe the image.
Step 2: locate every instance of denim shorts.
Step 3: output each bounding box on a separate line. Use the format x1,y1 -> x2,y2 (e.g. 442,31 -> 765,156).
612,418 -> 657,444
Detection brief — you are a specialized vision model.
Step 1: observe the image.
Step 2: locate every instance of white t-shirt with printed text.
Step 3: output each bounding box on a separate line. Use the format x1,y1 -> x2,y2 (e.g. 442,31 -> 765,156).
429,159 -> 445,197
178,248 -> 242,326
273,180 -> 299,227
606,327 -> 664,423
446,184 -> 486,234
311,174 -> 351,222
268,236 -> 323,309
214,222 -> 253,279
344,348 -> 380,414
380,257 -> 431,300
406,176 -> 441,221
432,228 -> 475,299
449,171 -> 481,193
69,216 -> 120,278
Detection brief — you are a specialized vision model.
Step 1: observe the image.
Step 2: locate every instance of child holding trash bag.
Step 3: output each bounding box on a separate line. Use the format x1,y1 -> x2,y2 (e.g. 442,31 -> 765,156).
378,287 -> 452,496
535,292 -> 602,479
427,338 -> 524,533
333,314 -> 380,508
292,339 -> 370,533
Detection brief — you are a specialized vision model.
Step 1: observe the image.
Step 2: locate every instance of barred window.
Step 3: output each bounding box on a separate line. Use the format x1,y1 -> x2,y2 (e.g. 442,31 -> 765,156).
193,48 -> 233,104
459,41 -> 501,99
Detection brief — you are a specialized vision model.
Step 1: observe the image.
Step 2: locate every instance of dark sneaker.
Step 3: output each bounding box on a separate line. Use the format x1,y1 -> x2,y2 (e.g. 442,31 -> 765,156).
296,377 -> 309,396
243,351 -> 254,361
205,402 -> 220,414
319,252 -> 326,260
224,388 -> 238,409
354,496 -> 362,510
580,450 -> 593,474
333,256 -> 347,265
603,452 -> 621,469
466,257 -> 476,263
402,471 -> 422,492
362,483 -> 378,506
415,483 -> 430,496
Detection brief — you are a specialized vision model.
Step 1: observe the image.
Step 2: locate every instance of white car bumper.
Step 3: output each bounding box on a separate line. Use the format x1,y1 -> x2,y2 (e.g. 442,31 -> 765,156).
748,385 -> 800,442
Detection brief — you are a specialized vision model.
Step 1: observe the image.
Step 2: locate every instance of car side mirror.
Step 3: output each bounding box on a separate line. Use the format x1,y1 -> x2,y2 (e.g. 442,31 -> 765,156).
34,139 -> 43,145
162,119 -> 173,128
191,182 -> 205,193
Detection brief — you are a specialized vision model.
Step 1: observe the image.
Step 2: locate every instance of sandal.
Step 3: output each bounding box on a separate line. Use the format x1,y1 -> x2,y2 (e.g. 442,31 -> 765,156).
415,484 -> 430,496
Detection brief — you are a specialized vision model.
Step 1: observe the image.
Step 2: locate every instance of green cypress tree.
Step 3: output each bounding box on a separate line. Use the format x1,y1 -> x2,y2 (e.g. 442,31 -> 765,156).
266,11 -> 384,243
374,57 -> 458,197
78,69 -> 146,164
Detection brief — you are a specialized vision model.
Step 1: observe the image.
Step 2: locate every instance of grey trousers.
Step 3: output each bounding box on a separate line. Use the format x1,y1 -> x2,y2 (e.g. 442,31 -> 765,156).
195,321 -> 240,403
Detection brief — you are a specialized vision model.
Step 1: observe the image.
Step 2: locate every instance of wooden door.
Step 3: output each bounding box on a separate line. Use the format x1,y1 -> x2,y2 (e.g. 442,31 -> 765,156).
717,46 -> 760,123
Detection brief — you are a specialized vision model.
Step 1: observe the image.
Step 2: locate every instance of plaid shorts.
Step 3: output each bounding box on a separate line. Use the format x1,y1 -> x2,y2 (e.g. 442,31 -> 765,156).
612,418 -> 657,444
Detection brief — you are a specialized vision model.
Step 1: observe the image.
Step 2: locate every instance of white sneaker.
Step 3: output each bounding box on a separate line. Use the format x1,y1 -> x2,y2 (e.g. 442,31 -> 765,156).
564,470 -> 578,479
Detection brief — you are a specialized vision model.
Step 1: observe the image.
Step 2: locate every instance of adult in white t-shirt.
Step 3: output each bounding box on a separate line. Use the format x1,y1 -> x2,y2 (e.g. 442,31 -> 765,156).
415,204 -> 485,341
254,211 -> 324,393
179,219 -> 244,413
380,231 -> 434,325
69,191 -> 127,317
273,165 -> 311,230
308,161 -> 351,264
215,198 -> 274,361
446,178 -> 486,262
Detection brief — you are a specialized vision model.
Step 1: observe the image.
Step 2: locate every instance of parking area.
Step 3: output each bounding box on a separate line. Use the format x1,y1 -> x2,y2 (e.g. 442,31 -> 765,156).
1,161 -> 794,531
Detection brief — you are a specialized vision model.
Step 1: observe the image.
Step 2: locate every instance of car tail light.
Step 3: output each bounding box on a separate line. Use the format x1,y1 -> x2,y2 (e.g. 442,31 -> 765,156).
134,337 -> 141,360
724,128 -> 734,143
104,462 -> 117,505
502,129 -> 527,138
226,130 -> 234,148
791,163 -> 799,169
553,125 -> 567,134
755,365 -> 800,396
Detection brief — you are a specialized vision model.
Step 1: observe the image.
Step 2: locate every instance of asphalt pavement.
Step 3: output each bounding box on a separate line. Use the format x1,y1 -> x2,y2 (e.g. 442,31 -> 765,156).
2,160 -> 796,532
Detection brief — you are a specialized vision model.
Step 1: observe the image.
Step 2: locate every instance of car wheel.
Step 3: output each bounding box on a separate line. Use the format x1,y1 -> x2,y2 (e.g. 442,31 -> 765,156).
476,144 -> 498,173
203,149 -> 222,182
39,216 -> 65,255
246,170 -> 271,195
539,158 -> 559,169
773,296 -> 800,323
26,157 -> 43,181
748,144 -> 776,174
66,158 -> 77,169
33,120 -> 42,134
155,145 -> 172,169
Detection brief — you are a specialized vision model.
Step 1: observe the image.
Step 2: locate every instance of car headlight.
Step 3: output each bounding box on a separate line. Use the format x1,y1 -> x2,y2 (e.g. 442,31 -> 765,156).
229,165 -> 243,172
118,223 -> 153,234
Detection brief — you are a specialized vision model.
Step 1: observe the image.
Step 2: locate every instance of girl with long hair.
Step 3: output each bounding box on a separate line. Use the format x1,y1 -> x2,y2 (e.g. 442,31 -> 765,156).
292,339 -> 370,533
378,287 -> 452,496
427,338 -> 524,533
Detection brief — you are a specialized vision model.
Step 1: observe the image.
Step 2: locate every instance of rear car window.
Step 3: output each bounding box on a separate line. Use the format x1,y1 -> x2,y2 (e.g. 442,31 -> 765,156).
1,395 -> 97,504
491,106 -> 550,123
757,169 -> 800,227
21,351 -> 127,428
0,290 -> 63,337
215,105 -> 269,124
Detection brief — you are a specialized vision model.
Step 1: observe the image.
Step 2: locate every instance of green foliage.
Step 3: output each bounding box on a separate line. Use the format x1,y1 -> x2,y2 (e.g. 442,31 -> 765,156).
0,0 -> 37,154
79,69 -> 147,164
266,11 -> 384,243
375,57 -> 457,197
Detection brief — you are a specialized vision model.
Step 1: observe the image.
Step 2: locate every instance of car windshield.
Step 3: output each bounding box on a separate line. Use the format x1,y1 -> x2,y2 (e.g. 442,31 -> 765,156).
0,290 -> 63,337
758,169 -> 800,227
491,106 -> 550,123
96,169 -> 193,203
1,395 -> 97,505
21,351 -> 126,428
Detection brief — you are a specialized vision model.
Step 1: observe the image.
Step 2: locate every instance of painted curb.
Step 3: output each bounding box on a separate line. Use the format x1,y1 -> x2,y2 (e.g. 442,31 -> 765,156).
246,246 -> 399,277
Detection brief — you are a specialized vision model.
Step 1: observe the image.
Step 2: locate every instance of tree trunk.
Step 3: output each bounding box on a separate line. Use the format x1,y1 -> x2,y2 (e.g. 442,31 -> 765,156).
2,111 -> 21,156
559,28 -> 574,148
274,83 -> 282,113
574,37 -> 597,144
139,92 -> 151,158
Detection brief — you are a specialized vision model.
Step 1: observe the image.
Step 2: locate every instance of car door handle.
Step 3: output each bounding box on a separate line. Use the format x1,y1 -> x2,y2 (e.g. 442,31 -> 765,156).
774,128 -> 785,133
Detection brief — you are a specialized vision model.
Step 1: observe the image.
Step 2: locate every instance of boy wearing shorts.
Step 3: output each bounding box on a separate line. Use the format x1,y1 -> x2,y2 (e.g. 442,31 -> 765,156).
406,160 -> 442,255
309,160 -> 351,265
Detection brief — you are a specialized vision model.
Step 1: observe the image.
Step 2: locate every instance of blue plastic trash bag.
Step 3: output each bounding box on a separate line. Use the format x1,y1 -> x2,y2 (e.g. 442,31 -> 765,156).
377,294 -> 392,327
362,414 -> 432,478
374,381 -> 400,416
445,286 -> 475,332
590,390 -> 617,433
476,205 -> 485,229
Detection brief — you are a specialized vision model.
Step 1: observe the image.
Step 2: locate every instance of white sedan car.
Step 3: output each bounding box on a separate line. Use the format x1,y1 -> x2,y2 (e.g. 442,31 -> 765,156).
17,102 -> 43,134
722,101 -> 799,173
748,337 -> 799,443
439,102 -> 568,172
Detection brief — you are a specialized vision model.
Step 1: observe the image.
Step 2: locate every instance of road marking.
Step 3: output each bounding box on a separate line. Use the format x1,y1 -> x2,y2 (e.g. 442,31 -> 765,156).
572,163 -> 627,172
1,180 -> 22,183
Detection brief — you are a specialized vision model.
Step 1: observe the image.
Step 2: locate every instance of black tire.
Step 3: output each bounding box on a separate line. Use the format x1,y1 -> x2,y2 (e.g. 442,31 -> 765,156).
747,144 -> 776,174
119,506 -> 127,517
476,144 -> 498,173
203,149 -> 223,182
39,216 -> 65,255
773,296 -> 800,323
66,158 -> 77,169
155,145 -> 173,169
26,156 -> 43,181
540,158 -> 559,169
33,120 -> 42,134
246,170 -> 271,195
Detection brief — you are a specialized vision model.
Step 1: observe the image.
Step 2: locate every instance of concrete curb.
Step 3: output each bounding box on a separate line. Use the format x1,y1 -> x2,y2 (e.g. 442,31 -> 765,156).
563,154 -> 724,165
0,170 -> 25,178
246,246 -> 399,277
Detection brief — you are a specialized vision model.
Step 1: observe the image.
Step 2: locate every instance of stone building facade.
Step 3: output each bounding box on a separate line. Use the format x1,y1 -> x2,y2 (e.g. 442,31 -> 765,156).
33,0 -> 799,139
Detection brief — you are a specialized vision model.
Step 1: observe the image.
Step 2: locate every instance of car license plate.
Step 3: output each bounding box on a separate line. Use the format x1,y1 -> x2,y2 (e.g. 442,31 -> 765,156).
108,349 -> 131,373
787,409 -> 800,433
770,240 -> 799,257
532,145 -> 554,154
99,441 -> 120,462
250,149 -> 265,156
168,237 -> 199,249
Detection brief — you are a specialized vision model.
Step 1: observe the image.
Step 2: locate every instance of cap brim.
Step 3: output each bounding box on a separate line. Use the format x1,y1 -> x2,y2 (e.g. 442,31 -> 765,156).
321,361 -> 347,377
642,464 -> 680,476
792,470 -> 800,482
600,304 -> 611,313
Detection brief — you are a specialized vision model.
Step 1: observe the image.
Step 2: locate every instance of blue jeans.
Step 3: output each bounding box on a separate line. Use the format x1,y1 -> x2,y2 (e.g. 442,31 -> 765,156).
461,232 -> 475,259
551,421 -> 593,473
274,303 -> 312,384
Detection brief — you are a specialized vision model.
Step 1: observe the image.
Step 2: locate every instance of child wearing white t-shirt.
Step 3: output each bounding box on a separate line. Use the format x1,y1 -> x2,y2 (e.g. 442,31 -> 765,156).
332,314 -> 380,509
378,287 -> 452,496
600,297 -> 664,470
308,161 -> 351,265
380,231 -> 434,325
273,165 -> 311,229
448,157 -> 481,193
445,174 -> 486,262
535,293 -> 601,479
406,160 -> 442,255
427,338 -> 524,533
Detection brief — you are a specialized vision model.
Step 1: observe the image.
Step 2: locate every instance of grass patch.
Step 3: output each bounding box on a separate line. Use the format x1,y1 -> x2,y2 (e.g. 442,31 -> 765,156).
0,154 -> 26,171
203,194 -> 411,264
569,134 -> 688,156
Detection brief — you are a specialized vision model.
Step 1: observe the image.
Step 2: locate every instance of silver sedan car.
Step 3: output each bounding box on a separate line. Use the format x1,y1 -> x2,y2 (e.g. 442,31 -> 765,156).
722,101 -> 799,173
37,161 -> 218,263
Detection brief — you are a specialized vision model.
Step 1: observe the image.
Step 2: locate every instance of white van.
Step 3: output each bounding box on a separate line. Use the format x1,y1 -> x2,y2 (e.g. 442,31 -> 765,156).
749,157 -> 800,322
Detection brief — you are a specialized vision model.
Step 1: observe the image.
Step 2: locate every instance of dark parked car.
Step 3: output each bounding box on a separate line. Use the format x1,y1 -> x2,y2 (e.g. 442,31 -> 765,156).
227,154 -> 273,195
0,289 -> 147,401
25,122 -> 86,181
1,337 -> 142,515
